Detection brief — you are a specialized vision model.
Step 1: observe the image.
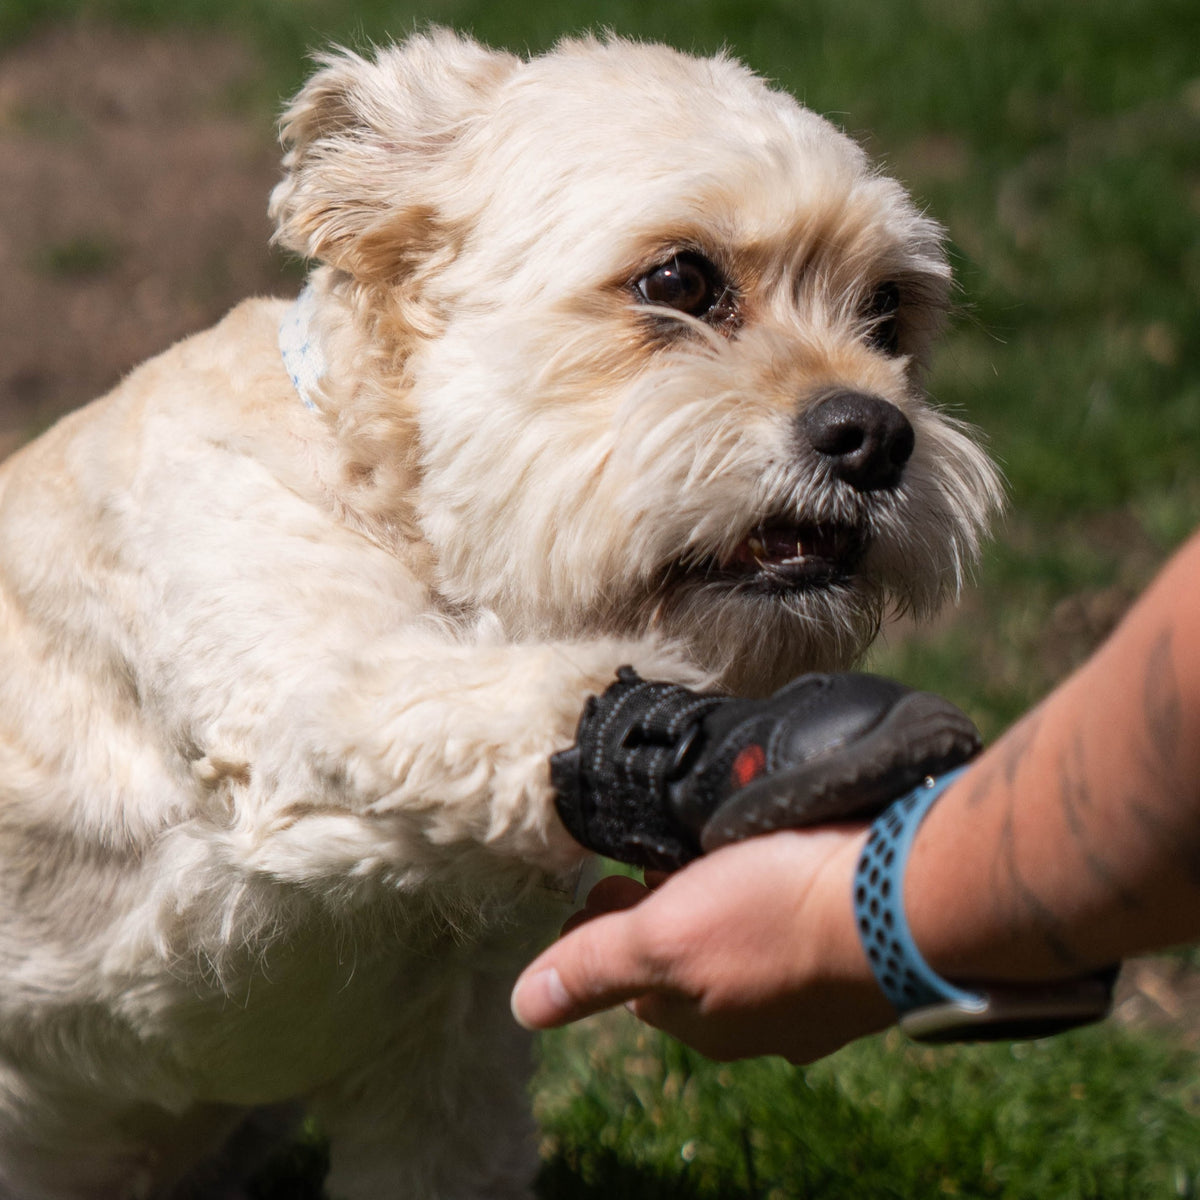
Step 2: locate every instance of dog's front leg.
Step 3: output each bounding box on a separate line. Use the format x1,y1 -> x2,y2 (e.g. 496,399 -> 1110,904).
215,632 -> 707,891
307,948 -> 540,1200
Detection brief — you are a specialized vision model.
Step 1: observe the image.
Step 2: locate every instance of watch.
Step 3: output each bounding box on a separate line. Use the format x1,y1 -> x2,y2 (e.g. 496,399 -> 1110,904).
853,768 -> 1118,1044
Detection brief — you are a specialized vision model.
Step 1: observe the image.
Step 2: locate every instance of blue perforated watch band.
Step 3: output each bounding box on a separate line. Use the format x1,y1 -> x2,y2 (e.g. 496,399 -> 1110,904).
853,767 -> 1119,1043
853,768 -> 985,1017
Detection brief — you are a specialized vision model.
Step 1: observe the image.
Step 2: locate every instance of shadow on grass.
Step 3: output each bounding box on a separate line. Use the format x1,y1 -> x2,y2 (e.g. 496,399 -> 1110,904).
244,1138 -> 719,1200
537,1148 -> 723,1200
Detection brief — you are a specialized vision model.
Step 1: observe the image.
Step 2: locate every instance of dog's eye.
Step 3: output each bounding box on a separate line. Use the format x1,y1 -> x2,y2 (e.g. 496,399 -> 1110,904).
865,282 -> 902,354
636,253 -> 731,321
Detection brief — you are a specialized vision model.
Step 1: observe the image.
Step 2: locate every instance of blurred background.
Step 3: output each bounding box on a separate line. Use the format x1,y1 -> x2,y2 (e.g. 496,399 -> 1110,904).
2,1 -> 1198,1196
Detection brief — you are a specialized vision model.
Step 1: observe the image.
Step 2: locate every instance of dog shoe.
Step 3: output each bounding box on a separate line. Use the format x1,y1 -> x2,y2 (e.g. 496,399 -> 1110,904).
551,667 -> 981,871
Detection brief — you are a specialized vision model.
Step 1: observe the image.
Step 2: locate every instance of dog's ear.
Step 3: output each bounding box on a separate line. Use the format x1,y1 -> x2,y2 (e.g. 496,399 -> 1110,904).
269,29 -> 518,282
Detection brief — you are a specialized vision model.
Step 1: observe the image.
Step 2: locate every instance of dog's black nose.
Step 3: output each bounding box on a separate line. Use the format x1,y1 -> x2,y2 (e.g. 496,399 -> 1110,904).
800,390 -> 915,492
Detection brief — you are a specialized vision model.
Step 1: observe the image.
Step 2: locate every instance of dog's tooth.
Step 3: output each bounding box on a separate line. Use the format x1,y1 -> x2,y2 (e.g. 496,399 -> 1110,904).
748,535 -> 765,559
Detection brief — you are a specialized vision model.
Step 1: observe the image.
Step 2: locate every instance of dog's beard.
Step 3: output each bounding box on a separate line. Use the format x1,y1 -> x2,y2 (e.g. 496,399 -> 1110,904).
578,390 -> 991,697
583,436 -> 994,696
637,570 -> 885,696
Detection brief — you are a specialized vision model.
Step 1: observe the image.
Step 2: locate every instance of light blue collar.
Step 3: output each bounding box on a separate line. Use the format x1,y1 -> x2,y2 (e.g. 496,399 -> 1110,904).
279,285 -> 325,412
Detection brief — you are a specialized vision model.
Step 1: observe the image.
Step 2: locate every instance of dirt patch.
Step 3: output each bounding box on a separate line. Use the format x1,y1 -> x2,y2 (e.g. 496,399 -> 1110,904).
0,21 -> 297,456
1113,955 -> 1200,1048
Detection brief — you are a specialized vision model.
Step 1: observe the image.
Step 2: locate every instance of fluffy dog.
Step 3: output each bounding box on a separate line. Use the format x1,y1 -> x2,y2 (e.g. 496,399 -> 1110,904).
0,29 -> 1001,1199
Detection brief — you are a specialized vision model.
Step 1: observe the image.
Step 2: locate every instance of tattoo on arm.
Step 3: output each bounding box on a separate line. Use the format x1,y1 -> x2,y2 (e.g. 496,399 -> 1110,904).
1129,622 -> 1200,879
965,709 -> 1043,809
1002,709 -> 1043,787
1057,731 -> 1139,910
996,794 -> 1082,971
967,708 -> 1085,967
974,616 -> 1195,971
1144,626 -> 1181,772
987,719 -> 1138,971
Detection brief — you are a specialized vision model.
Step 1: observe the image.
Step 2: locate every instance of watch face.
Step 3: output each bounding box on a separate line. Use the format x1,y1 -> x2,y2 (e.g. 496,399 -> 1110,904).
898,978 -> 1116,1044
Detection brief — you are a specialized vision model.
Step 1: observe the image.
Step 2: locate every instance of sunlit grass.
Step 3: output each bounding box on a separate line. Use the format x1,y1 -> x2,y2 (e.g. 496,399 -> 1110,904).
6,0 -> 1200,1194
535,1014 -> 1200,1199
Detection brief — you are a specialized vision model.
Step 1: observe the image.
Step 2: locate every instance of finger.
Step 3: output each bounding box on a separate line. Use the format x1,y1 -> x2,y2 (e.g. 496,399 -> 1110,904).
561,875 -> 648,936
511,907 -> 661,1030
583,873 -> 651,911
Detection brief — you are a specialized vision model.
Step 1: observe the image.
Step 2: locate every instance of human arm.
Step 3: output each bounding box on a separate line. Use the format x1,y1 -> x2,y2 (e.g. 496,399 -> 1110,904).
905,527 -> 1200,983
511,529 -> 1200,1062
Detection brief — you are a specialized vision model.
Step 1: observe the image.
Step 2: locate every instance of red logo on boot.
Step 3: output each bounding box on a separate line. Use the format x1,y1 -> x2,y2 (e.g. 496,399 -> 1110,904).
731,743 -> 766,789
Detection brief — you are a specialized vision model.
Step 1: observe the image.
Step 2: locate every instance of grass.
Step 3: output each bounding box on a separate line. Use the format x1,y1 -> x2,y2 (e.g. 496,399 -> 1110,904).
7,0 -> 1200,1194
535,1018 -> 1200,1199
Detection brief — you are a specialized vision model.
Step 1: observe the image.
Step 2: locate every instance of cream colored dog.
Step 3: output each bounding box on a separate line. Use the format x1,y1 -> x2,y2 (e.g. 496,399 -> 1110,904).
0,29 -> 1001,1199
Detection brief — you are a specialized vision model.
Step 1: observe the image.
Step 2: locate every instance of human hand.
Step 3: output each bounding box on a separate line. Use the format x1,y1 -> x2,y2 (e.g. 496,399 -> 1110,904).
511,826 -> 897,1063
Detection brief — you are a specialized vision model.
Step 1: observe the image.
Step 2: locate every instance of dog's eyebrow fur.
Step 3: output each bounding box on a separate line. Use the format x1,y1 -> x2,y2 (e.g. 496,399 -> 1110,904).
604,211 -> 947,356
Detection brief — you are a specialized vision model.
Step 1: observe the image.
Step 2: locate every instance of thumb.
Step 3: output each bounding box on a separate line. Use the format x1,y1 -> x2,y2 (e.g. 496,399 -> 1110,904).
511,908 -> 659,1030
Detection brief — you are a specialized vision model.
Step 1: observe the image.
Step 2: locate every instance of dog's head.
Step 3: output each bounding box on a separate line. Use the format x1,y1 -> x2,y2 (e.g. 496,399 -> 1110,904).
271,30 -> 1002,694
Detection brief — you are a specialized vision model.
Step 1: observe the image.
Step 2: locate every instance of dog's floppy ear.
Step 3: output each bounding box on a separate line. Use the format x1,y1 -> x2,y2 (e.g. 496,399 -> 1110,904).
269,29 -> 518,282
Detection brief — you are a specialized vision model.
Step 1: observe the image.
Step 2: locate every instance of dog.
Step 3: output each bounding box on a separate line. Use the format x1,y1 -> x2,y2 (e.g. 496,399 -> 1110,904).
0,28 -> 1001,1199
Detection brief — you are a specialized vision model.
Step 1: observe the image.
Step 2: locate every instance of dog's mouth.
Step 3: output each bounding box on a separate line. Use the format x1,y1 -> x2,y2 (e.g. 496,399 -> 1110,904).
708,522 -> 866,590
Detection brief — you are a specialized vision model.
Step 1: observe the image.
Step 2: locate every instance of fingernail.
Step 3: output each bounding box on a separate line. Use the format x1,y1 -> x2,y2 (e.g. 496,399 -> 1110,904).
511,967 -> 571,1030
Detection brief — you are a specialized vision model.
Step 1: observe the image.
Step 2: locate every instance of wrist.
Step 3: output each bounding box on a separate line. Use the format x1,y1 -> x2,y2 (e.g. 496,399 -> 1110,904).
854,770 -> 1116,1043
903,765 -> 1091,983
802,828 -> 897,1031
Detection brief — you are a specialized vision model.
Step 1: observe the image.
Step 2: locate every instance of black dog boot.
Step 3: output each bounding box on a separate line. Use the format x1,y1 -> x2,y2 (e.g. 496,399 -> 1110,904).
551,667 -> 981,871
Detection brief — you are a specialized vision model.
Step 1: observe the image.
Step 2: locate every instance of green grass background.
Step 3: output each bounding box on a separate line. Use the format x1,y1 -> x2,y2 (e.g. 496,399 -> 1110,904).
5,0 -> 1200,1195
